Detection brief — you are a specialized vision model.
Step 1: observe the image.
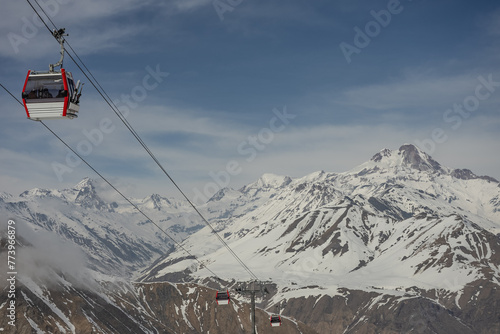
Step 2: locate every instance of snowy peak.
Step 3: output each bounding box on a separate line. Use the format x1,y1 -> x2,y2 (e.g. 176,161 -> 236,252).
74,177 -> 95,190
361,145 -> 500,188
73,178 -> 108,211
398,144 -> 443,172
17,178 -> 110,211
370,148 -> 392,162
255,173 -> 292,188
369,144 -> 442,172
141,193 -> 172,210
241,173 -> 292,192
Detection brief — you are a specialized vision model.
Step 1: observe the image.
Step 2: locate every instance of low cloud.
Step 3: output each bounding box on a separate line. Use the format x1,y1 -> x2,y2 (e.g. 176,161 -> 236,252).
0,218 -> 98,290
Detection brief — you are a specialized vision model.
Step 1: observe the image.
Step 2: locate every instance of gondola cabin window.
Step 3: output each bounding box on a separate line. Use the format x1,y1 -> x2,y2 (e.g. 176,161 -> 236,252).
24,76 -> 67,102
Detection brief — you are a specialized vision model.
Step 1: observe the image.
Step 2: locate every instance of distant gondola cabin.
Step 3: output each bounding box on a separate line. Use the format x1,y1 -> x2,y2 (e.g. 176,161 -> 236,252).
270,314 -> 281,327
216,290 -> 230,305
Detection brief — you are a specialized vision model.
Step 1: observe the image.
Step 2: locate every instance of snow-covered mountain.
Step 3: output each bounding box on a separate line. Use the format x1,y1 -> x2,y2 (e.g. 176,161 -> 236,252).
0,177 -> 205,277
1,144 -> 499,333
141,144 -> 500,333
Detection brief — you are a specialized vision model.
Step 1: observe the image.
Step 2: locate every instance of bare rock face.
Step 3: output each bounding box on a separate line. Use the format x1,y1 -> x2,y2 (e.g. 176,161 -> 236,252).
371,148 -> 392,162
281,289 -> 495,334
398,144 -> 443,172
451,168 -> 499,183
0,280 -> 318,334
74,178 -> 109,211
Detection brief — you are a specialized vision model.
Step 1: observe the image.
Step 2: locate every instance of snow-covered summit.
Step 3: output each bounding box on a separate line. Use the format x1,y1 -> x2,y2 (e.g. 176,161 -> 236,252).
355,144 -> 444,176
355,144 -> 499,186
74,176 -> 95,190
141,193 -> 172,211
19,187 -> 50,198
397,144 -> 443,171
72,178 -> 109,211
241,173 -> 292,191
18,178 -> 99,202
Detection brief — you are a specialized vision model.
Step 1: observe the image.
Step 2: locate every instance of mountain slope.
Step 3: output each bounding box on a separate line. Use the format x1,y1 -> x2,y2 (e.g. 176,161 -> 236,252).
141,144 -> 500,333
0,273 -> 317,333
0,177 -> 205,278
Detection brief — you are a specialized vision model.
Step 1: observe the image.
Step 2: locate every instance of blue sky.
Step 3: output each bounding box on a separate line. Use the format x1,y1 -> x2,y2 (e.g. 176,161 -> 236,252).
1,0 -> 499,201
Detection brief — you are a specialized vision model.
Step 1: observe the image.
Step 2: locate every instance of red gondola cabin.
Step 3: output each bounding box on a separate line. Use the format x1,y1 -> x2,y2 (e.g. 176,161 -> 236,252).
22,69 -> 81,120
270,314 -> 281,327
216,290 -> 230,305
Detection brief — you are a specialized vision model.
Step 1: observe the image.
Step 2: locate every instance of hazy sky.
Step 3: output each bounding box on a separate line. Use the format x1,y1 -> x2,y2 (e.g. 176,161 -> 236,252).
1,0 -> 499,201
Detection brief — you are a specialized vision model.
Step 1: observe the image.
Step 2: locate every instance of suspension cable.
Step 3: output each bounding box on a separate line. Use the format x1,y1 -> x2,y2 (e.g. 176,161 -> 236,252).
25,0 -> 261,281
1,83 -> 221,280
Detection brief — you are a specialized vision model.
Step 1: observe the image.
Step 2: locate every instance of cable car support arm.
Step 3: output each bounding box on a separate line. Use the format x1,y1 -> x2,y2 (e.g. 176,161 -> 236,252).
49,28 -> 67,73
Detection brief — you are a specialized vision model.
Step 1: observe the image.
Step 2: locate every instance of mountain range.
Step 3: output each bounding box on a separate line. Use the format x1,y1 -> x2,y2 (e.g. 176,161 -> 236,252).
1,144 -> 499,333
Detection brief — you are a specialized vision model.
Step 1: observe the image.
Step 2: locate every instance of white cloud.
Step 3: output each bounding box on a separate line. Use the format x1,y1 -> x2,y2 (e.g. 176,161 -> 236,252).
0,0 -> 154,59
2,90 -> 498,202
335,72 -> 487,111
67,24 -> 148,56
171,0 -> 212,12
0,219 -> 97,289
479,8 -> 500,36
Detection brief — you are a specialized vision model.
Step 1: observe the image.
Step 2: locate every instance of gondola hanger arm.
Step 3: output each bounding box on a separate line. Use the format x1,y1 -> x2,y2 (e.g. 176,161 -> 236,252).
49,28 -> 68,73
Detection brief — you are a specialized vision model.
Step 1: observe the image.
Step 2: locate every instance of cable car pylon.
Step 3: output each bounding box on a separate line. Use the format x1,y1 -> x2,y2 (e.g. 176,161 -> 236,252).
235,281 -> 270,334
